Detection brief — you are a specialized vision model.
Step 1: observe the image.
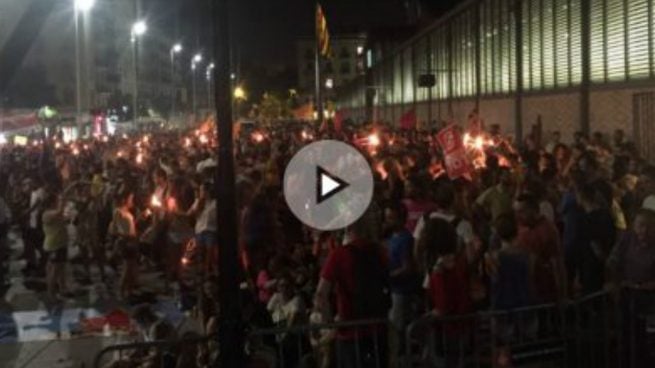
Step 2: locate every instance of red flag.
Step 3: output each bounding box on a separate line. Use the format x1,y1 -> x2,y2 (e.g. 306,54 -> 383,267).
437,125 -> 473,180
400,109 -> 417,130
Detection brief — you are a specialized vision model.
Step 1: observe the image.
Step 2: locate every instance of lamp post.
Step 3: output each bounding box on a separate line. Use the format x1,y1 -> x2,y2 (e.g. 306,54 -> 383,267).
191,53 -> 202,118
233,86 -> 245,122
170,43 -> 182,121
74,0 -> 95,139
206,62 -> 215,109
131,20 -> 147,129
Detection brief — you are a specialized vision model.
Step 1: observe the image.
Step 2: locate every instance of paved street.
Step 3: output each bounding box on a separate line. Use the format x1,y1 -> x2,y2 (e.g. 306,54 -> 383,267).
0,230 -> 186,368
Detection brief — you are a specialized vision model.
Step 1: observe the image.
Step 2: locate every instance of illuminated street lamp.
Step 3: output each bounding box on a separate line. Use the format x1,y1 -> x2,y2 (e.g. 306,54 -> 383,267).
74,0 -> 95,138
75,0 -> 95,12
131,20 -> 147,39
191,53 -> 203,117
170,43 -> 183,119
233,86 -> 246,100
131,20 -> 147,128
233,86 -> 246,122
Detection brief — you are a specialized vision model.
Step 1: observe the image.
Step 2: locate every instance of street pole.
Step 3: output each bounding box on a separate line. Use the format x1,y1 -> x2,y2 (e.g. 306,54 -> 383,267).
75,11 -> 82,138
170,50 -> 176,121
314,37 -> 323,123
207,75 -> 211,109
132,39 -> 139,130
213,0 -> 243,367
192,66 -> 197,119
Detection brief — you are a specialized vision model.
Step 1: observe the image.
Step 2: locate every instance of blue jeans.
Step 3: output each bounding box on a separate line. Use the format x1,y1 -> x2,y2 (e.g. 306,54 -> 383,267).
196,231 -> 217,248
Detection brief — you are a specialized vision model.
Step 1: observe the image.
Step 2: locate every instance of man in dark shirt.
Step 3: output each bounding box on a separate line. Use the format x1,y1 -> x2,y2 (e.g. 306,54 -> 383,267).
576,183 -> 616,295
608,208 -> 655,367
609,209 -> 655,289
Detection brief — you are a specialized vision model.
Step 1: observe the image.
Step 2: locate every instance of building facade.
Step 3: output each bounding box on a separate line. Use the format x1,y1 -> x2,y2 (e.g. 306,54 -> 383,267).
336,0 -> 655,161
297,35 -> 367,96
0,0 -> 182,115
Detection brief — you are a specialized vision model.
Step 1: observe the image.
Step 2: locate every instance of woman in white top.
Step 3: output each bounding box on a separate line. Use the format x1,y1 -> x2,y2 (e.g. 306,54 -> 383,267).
109,190 -> 138,299
187,182 -> 217,274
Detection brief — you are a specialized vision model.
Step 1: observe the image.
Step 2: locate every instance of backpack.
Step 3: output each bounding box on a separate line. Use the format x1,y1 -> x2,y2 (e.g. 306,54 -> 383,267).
350,244 -> 391,319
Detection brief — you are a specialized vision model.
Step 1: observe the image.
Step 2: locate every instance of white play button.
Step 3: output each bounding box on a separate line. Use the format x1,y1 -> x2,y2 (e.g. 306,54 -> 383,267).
283,140 -> 374,230
317,166 -> 349,204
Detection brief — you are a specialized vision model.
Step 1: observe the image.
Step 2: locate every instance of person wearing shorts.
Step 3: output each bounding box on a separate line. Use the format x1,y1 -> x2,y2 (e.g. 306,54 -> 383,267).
42,190 -> 72,300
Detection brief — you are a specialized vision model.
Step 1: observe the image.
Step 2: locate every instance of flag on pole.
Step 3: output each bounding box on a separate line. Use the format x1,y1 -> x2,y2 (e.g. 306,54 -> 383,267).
316,4 -> 330,57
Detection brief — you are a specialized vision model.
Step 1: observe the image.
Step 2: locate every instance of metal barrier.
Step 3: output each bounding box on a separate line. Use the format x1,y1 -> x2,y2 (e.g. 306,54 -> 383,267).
621,288 -> 655,368
93,289 -> 655,368
405,301 -> 569,368
93,319 -> 389,368
247,318 -> 389,368
93,333 -> 216,368
572,290 -> 618,368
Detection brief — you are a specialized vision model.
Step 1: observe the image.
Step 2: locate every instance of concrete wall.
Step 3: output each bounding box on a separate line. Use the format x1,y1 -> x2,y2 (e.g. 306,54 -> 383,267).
363,86 -> 655,148
523,92 -> 581,143
589,87 -> 655,139
480,97 -> 515,136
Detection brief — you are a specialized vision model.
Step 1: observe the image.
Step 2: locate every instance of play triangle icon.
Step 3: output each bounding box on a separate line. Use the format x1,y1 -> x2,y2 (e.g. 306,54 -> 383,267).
317,166 -> 349,204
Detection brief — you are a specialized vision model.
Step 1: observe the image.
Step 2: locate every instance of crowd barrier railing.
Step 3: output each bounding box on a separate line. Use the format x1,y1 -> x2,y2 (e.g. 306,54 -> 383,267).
405,300 -> 571,368
93,319 -> 389,368
93,289 -> 655,368
93,333 -> 216,368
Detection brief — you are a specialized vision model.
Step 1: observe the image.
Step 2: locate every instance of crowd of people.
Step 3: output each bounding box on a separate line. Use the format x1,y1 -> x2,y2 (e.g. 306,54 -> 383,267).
0,116 -> 654,367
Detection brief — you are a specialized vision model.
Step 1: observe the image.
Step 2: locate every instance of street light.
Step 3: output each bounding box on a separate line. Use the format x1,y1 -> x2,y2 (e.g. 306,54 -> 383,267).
206,63 -> 215,108
75,0 -> 95,12
74,0 -> 95,138
132,20 -> 147,38
191,53 -> 203,117
131,20 -> 147,129
233,86 -> 246,100
170,43 -> 183,121
233,86 -> 246,122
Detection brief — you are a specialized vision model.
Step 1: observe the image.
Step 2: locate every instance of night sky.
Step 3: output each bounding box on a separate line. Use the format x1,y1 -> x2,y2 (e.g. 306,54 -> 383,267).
181,0 -> 461,95
231,0 -> 411,66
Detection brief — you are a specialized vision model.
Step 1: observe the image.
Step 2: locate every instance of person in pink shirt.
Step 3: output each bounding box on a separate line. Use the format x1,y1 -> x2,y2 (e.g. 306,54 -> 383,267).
256,256 -> 281,305
402,178 -> 437,233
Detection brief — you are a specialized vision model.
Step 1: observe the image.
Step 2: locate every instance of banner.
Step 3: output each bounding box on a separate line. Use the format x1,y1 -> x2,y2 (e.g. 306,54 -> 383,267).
436,125 -> 472,179
399,109 -> 417,130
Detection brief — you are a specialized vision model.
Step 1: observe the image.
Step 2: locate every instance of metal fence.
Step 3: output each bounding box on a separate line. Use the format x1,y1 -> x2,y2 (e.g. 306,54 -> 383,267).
93,319 -> 389,368
94,289 -> 655,368
405,298 -> 571,367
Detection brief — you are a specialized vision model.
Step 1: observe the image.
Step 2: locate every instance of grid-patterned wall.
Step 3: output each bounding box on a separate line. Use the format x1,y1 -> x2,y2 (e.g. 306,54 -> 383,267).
337,0 -> 655,119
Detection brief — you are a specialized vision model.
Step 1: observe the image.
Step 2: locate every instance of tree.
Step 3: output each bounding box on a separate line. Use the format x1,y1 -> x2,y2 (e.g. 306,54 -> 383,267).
258,92 -> 283,124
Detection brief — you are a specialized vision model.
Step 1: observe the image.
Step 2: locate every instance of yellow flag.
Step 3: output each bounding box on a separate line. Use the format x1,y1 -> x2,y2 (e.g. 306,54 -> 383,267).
316,4 -> 330,57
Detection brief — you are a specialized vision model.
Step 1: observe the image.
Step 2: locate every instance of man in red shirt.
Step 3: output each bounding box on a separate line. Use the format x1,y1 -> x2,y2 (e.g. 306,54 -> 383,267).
514,194 -> 567,303
314,210 -> 389,368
